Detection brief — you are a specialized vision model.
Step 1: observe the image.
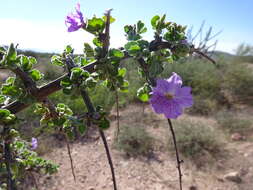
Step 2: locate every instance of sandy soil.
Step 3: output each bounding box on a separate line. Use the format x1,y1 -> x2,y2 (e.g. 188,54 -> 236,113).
31,104 -> 253,190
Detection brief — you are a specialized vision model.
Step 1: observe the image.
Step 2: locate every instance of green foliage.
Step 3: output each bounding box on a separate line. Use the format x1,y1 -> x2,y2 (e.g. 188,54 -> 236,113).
0,109 -> 16,125
216,111 -> 252,134
114,125 -> 154,157
188,96 -> 218,115
86,17 -> 105,34
221,62 -> 253,103
34,102 -> 86,140
29,69 -> 44,81
169,119 -> 223,160
137,83 -> 151,102
51,55 -> 64,66
0,135 -> 58,188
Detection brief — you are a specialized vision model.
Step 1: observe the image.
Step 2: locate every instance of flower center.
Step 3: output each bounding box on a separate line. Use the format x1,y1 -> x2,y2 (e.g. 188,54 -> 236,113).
165,93 -> 174,100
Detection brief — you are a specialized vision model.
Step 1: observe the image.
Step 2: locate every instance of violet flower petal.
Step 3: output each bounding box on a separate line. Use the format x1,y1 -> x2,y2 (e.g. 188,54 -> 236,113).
150,72 -> 193,119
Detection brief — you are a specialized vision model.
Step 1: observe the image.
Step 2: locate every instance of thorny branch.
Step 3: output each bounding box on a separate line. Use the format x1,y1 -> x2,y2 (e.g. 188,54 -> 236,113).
3,133 -> 17,190
149,40 -> 216,64
79,10 -> 118,190
2,61 -> 97,113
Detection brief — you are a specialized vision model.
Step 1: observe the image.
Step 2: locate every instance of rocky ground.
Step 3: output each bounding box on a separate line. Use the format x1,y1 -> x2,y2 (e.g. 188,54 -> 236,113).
31,104 -> 253,190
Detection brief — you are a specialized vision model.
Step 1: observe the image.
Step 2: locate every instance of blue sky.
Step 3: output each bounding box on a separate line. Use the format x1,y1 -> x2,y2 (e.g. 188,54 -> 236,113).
0,0 -> 252,54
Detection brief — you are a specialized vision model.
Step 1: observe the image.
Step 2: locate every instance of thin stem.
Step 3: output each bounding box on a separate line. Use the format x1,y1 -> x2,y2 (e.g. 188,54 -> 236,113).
80,89 -> 117,190
115,90 -> 120,140
65,136 -> 76,182
28,172 -> 39,190
99,129 -> 117,190
142,103 -> 145,115
167,119 -> 183,190
4,141 -> 17,190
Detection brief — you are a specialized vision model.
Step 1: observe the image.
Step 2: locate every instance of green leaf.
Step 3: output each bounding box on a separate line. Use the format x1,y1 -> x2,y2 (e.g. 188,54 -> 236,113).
118,67 -> 126,77
0,46 -> 6,54
6,43 -> 17,62
85,77 -> 97,88
1,85 -> 20,97
124,41 -> 141,55
137,85 -> 151,102
109,49 -> 124,58
124,25 -> 131,33
6,77 -> 15,85
98,118 -> 110,130
0,109 -> 10,118
151,15 -> 160,29
0,95 -> 6,104
21,55 -> 32,71
51,55 -> 64,66
119,80 -> 129,92
78,124 -> 86,135
137,40 -> 149,50
29,69 -> 43,81
65,45 -> 73,54
62,86 -> 73,95
2,114 -> 16,124
86,17 -> 105,34
84,43 -> 94,57
53,117 -> 66,126
160,14 -> 166,25
70,67 -> 83,79
137,88 -> 149,102
60,77 -> 72,87
93,38 -> 103,47
137,20 -> 147,34
103,16 -> 116,23
139,93 -> 149,102
29,56 -> 37,65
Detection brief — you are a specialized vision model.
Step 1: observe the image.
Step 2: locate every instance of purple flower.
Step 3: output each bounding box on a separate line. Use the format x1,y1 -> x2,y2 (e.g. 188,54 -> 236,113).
150,72 -> 193,119
65,3 -> 85,32
31,137 -> 38,150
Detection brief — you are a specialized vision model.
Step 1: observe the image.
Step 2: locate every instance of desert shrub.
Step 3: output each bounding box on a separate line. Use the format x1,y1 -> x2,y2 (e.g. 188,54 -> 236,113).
168,119 -> 223,159
188,96 -> 218,115
221,62 -> 253,103
118,58 -> 146,107
114,125 -> 154,157
41,63 -> 63,80
216,111 -> 252,134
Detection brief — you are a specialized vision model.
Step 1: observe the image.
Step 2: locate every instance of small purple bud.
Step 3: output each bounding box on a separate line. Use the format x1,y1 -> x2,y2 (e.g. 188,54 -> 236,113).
31,137 -> 38,150
93,112 -> 101,120
180,39 -> 188,45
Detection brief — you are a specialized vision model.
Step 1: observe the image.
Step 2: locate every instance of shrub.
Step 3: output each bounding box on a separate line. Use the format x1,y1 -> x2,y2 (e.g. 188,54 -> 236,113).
114,125 -> 154,157
221,62 -> 253,104
216,111 -> 252,134
168,119 -> 223,159
188,96 -> 218,115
